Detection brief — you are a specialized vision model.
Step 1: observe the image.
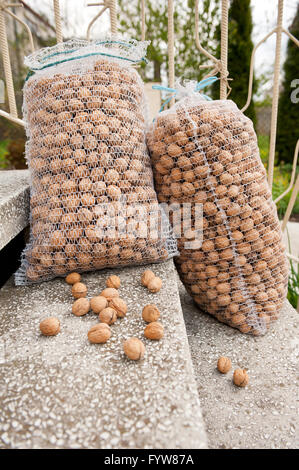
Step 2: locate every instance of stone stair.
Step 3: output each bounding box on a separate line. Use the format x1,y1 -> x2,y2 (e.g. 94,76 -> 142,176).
0,169 -> 298,449
0,170 -> 207,449
0,170 -> 29,251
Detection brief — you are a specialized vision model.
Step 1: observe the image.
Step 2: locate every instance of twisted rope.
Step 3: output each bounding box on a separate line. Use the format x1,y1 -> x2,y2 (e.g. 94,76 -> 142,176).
195,0 -> 231,98
220,0 -> 229,99
53,0 -> 63,43
109,0 -> 117,34
167,0 -> 175,106
268,0 -> 284,189
0,3 -> 17,117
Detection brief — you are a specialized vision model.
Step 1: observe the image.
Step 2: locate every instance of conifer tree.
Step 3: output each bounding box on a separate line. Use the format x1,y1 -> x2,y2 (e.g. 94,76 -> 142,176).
277,3 -> 299,164
212,0 -> 256,125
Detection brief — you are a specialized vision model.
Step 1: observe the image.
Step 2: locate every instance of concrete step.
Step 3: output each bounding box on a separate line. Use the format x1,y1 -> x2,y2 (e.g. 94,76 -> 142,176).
0,170 -> 29,251
0,259 -> 207,449
180,280 -> 298,449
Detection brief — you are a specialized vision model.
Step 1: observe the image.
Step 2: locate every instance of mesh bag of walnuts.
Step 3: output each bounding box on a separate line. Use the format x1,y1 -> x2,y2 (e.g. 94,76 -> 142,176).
147,82 -> 288,335
16,38 -> 177,285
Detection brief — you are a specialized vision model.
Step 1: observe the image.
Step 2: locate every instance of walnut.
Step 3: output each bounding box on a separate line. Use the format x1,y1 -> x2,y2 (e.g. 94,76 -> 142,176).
106,275 -> 121,289
88,323 -> 111,344
39,317 -> 60,336
217,356 -> 232,374
100,288 -> 119,301
142,304 -> 160,323
147,277 -> 162,293
144,322 -> 164,340
141,269 -> 155,287
233,369 -> 249,387
99,307 -> 117,325
123,337 -> 145,360
108,297 -> 127,318
72,298 -> 90,316
65,272 -> 81,285
90,296 -> 108,314
71,282 -> 87,299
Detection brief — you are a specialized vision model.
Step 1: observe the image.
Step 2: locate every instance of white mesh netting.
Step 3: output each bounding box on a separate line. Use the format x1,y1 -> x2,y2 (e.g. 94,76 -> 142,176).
147,93 -> 288,335
16,38 -> 177,285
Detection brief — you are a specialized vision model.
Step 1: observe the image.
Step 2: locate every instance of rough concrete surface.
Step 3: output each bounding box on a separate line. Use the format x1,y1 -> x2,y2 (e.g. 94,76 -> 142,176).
180,281 -> 299,449
0,170 -> 30,250
0,260 -> 207,449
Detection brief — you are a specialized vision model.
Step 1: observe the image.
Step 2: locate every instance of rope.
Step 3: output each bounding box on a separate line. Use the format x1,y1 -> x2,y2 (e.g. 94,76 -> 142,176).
109,0 -> 117,34
167,0 -> 175,107
268,0 -> 284,189
0,5 -> 18,118
53,0 -> 63,43
220,0 -> 229,99
282,173 -> 299,233
195,0 -> 231,98
5,7 -> 34,52
87,5 -> 108,41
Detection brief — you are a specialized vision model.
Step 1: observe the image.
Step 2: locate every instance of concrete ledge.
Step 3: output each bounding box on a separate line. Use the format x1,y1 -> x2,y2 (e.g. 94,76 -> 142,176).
180,280 -> 298,449
0,259 -> 207,449
0,170 -> 30,251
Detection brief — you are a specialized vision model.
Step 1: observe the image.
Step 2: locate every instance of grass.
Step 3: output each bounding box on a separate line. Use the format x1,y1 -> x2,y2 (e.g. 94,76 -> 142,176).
0,139 -> 10,169
258,134 -> 299,218
286,230 -> 299,309
258,135 -> 299,308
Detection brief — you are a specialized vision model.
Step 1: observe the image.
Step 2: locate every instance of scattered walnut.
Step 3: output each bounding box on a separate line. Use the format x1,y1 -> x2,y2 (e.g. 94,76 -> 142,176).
106,275 -> 121,289
142,304 -> 160,323
65,272 -> 81,285
39,317 -> 60,336
233,368 -> 249,387
100,287 -> 119,301
109,297 -> 127,318
99,307 -> 117,325
147,277 -> 162,293
123,337 -> 145,360
90,295 -> 108,314
71,282 -> 87,299
144,322 -> 164,340
88,323 -> 111,344
72,298 -> 90,316
141,269 -> 156,287
217,356 -> 232,374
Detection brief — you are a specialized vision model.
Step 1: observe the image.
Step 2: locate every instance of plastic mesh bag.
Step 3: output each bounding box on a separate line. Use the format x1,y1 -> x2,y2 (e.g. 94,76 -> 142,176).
16,38 -> 177,285
147,83 -> 288,335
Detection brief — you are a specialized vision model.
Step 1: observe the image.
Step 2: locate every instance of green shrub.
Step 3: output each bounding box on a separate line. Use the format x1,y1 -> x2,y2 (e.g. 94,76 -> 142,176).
257,134 -> 299,218
0,140 -> 10,169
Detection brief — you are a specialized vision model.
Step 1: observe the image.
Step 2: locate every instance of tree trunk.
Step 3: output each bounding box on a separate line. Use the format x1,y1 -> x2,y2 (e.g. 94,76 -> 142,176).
153,60 -> 161,82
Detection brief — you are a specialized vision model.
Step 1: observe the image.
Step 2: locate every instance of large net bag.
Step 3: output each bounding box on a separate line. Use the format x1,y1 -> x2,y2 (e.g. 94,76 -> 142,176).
16,38 -> 177,285
147,82 -> 288,335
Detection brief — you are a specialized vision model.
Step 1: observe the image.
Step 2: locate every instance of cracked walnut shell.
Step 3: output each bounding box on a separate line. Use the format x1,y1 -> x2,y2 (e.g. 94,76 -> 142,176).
108,297 -> 127,318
